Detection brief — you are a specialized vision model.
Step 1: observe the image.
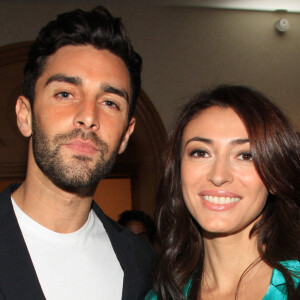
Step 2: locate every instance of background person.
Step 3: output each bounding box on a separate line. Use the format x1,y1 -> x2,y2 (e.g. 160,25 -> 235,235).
118,210 -> 156,243
0,6 -> 155,300
147,85 -> 300,300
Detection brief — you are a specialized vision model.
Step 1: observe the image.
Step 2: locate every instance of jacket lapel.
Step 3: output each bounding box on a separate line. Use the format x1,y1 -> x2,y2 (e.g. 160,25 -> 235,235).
92,202 -> 146,300
0,185 -> 151,299
0,183 -> 45,299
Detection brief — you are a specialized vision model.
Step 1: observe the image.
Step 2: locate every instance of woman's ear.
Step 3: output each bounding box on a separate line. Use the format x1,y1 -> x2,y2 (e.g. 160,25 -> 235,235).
118,117 -> 136,154
15,96 -> 32,137
268,188 -> 276,195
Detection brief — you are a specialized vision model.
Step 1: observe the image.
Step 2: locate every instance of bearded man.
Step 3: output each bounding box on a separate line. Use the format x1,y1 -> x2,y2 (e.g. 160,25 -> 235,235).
0,6 -> 154,300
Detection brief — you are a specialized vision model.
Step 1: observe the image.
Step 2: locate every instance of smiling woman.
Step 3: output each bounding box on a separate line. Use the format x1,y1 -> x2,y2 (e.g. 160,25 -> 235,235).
181,106 -> 269,236
146,85 -> 300,300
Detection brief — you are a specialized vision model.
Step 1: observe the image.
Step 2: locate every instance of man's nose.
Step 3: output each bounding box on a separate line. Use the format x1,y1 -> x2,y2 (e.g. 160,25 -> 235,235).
73,100 -> 99,131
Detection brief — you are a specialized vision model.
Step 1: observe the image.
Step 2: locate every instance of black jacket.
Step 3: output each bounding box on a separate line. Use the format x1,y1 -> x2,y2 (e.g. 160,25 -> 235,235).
0,184 -> 155,299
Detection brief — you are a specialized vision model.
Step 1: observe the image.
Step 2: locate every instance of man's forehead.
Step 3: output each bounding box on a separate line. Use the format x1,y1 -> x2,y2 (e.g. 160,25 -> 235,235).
44,45 -> 127,72
37,45 -> 131,90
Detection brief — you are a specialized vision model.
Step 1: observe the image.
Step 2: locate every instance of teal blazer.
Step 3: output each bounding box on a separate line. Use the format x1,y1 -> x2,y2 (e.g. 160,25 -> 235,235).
263,260 -> 300,300
146,260 -> 300,300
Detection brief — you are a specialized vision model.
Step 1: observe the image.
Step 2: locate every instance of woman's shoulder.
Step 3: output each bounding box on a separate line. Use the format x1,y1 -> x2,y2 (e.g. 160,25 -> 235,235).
145,289 -> 157,300
263,260 -> 300,300
145,261 -> 300,300
280,260 -> 300,271
145,277 -> 192,299
274,260 -> 300,286
273,260 -> 300,284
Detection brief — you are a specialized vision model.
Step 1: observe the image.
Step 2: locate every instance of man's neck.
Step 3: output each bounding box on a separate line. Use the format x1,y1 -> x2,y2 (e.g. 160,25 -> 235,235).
12,169 -> 93,234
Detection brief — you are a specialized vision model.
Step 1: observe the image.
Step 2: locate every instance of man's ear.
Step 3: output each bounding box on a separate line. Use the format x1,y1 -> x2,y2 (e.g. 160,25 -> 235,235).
118,117 -> 136,154
15,96 -> 32,137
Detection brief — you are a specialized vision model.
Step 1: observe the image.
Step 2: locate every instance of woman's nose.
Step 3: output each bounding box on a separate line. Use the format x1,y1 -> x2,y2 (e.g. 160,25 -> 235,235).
207,156 -> 233,186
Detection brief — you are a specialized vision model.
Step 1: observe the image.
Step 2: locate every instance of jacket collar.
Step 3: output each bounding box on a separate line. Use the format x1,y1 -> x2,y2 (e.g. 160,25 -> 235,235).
0,183 -> 147,300
0,183 -> 45,299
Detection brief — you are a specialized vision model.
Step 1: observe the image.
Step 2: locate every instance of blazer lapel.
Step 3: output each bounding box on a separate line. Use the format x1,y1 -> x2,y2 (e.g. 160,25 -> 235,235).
92,202 -> 146,300
0,184 -> 45,299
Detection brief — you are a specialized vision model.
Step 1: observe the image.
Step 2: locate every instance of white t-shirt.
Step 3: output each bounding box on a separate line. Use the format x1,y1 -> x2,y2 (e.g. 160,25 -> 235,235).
11,198 -> 123,300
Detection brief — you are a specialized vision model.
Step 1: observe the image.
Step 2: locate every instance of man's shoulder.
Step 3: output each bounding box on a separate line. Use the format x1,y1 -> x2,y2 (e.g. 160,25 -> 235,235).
91,201 -> 155,254
91,201 -> 156,297
0,183 -> 20,217
0,183 -> 20,199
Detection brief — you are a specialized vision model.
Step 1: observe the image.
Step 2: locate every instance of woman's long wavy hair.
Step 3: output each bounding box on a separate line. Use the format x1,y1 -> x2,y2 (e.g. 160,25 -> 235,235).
154,85 -> 300,300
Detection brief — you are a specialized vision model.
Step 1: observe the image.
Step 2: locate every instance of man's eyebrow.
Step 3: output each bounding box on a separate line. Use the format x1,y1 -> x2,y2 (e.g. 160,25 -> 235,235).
185,137 -> 249,146
102,84 -> 129,103
45,74 -> 82,86
44,75 -> 129,102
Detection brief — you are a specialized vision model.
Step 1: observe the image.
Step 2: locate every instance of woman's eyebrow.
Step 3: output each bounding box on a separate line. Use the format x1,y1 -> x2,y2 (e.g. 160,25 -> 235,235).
185,137 -> 212,146
185,137 -> 249,146
231,138 -> 249,145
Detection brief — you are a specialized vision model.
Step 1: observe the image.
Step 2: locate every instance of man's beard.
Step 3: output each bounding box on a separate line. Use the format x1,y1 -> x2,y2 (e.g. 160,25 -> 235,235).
31,118 -> 120,196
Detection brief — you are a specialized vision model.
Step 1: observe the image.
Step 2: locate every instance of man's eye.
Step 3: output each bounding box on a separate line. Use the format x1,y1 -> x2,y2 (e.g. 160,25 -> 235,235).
190,149 -> 209,158
237,152 -> 253,161
104,100 -> 119,109
56,91 -> 72,99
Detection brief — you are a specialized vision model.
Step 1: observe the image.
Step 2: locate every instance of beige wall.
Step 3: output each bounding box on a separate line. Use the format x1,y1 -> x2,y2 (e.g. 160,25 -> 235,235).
1,1 -> 299,216
0,1 -> 299,131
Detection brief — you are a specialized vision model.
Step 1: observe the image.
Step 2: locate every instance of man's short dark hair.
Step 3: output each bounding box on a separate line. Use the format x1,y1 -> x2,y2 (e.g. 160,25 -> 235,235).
23,6 -> 142,120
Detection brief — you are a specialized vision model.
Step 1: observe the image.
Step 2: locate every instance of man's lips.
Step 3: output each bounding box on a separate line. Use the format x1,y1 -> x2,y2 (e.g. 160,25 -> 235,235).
63,140 -> 99,155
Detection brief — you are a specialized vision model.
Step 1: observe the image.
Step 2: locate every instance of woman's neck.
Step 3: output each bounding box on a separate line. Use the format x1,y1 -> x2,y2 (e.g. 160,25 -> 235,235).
200,225 -> 272,299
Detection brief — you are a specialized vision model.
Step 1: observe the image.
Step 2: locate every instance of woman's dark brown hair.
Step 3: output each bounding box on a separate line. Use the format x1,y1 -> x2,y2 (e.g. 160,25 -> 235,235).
154,85 -> 300,299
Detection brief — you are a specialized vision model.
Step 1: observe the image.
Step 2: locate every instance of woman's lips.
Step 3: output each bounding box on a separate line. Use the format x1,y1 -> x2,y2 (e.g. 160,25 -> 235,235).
202,195 -> 240,205
199,190 -> 242,211
64,140 -> 99,155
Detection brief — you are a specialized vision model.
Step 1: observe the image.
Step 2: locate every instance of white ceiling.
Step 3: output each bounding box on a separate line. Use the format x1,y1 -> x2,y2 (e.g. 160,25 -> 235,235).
7,0 -> 300,13
155,0 -> 300,13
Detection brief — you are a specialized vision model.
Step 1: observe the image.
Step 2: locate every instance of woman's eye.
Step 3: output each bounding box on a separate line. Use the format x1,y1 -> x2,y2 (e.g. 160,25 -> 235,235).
237,152 -> 253,161
190,149 -> 209,158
